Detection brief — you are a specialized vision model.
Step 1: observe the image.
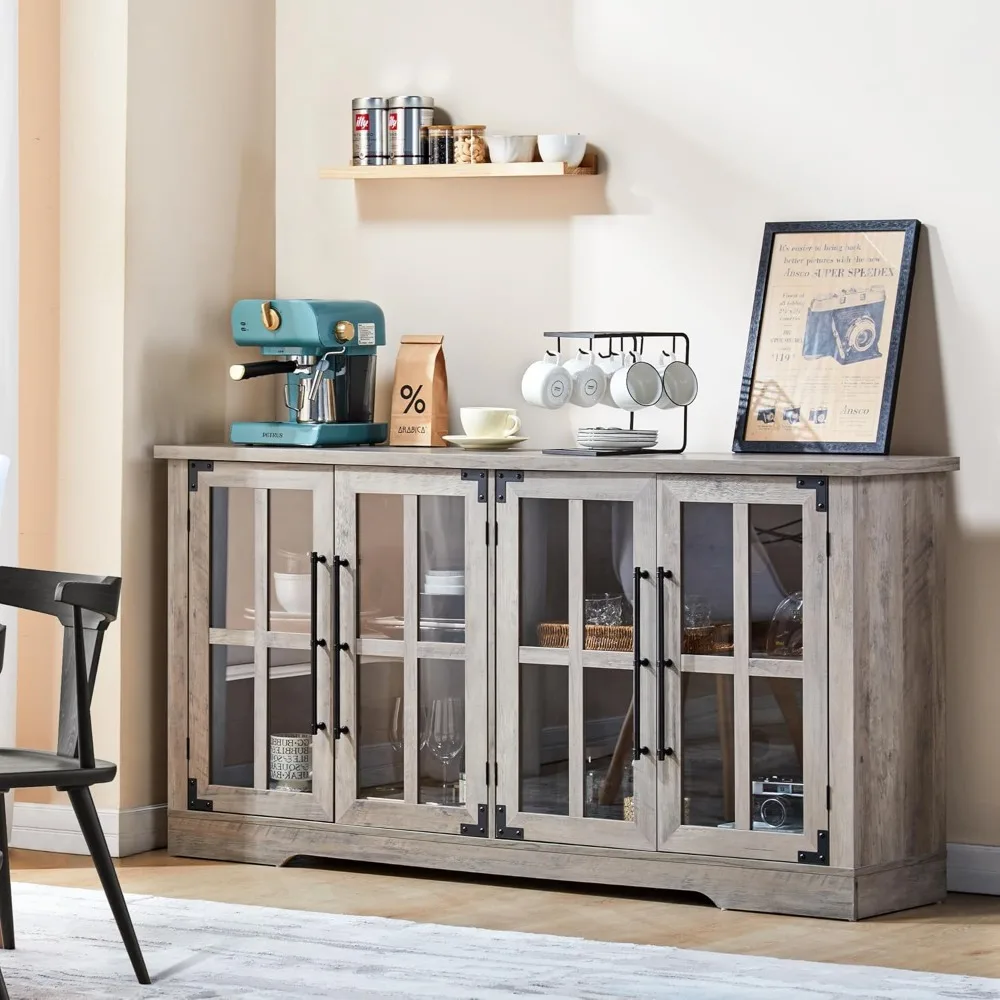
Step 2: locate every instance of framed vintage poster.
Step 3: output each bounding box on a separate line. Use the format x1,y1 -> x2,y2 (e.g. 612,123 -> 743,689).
733,219 -> 921,453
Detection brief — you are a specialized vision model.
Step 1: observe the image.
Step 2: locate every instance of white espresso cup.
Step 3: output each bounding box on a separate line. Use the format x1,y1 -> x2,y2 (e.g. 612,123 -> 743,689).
562,350 -> 607,408
460,407 -> 521,438
596,352 -> 624,406
609,351 -> 662,410
655,353 -> 699,410
521,351 -> 571,409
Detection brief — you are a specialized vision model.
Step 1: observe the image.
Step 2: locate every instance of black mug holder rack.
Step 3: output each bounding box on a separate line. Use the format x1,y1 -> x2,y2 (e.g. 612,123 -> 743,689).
540,331 -> 691,456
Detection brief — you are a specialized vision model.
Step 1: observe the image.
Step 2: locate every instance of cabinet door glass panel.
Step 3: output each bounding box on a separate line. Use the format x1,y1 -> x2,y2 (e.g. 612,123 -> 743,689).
520,499 -> 567,646
681,673 -> 734,827
209,643 -> 254,787
209,488 -> 254,630
749,504 -> 804,658
267,648 -> 313,793
681,503 -> 734,656
582,668 -> 633,819
418,496 -> 465,643
358,494 -> 404,640
357,654 -> 404,800
519,663 -> 568,815
419,658 -> 466,804
268,490 -> 314,633
582,501 -> 633,651
749,677 -> 804,833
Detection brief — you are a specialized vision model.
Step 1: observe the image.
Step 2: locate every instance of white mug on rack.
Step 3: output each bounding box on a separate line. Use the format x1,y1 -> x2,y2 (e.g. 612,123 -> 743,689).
609,351 -> 662,410
562,349 -> 607,408
521,351 -> 571,409
655,352 -> 699,410
596,352 -> 624,406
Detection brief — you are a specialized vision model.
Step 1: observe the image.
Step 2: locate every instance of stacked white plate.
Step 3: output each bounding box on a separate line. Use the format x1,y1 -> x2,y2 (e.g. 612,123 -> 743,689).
576,427 -> 658,453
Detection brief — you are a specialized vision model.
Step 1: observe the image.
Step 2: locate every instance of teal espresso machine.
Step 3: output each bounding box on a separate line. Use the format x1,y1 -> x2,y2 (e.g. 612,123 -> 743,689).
229,298 -> 388,446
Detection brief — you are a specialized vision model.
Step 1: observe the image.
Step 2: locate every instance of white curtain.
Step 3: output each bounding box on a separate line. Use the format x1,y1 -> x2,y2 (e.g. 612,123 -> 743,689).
0,0 -> 18,754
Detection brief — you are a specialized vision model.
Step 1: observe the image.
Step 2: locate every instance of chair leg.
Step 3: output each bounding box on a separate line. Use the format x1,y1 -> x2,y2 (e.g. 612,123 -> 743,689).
0,795 -> 14,950
67,787 -> 150,985
0,962 -> 9,1000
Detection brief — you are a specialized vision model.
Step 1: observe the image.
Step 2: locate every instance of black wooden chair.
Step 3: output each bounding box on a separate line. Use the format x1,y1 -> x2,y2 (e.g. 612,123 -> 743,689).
0,568 -> 149,986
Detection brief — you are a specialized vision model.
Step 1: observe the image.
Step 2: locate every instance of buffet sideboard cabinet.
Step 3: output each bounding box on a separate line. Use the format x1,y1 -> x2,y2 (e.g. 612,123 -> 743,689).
155,446 -> 957,920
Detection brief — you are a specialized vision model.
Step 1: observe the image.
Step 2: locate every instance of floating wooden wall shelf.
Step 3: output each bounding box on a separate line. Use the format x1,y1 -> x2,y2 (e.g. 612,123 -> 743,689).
320,153 -> 597,180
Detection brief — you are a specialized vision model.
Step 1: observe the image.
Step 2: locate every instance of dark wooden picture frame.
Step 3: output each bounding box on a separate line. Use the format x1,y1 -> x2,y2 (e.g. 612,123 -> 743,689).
733,219 -> 921,454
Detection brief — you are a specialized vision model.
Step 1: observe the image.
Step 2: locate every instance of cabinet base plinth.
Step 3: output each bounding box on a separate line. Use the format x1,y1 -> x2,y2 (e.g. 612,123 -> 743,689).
167,811 -> 945,921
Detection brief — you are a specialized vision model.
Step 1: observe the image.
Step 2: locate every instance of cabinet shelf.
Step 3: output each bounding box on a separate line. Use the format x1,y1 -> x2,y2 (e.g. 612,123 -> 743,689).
320,155 -> 597,180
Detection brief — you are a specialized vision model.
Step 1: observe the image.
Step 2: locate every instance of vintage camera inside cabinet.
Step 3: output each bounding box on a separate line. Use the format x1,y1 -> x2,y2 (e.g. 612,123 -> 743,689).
169,456 -> 949,921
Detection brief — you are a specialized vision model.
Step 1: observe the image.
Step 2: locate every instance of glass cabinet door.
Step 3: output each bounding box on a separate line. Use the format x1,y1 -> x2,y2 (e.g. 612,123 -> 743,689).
333,469 -> 488,835
656,477 -> 828,863
496,473 -> 658,850
187,464 -> 334,821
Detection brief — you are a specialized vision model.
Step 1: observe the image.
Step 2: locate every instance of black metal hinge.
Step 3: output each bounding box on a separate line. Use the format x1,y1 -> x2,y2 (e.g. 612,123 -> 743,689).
188,460 -> 214,491
460,803 -> 489,838
495,804 -> 524,840
461,469 -> 488,503
797,829 -> 829,865
796,476 -> 828,513
187,777 -> 214,812
495,470 -> 524,503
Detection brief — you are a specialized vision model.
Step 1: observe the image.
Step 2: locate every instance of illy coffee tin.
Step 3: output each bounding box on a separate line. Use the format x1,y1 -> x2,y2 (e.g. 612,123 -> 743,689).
352,97 -> 388,165
388,95 -> 434,165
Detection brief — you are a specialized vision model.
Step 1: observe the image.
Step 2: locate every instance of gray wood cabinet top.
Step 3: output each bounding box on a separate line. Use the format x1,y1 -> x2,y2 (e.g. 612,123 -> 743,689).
154,444 -> 958,477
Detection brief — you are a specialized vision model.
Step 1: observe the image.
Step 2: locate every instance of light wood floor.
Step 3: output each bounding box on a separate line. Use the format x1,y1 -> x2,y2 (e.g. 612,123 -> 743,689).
9,848 -> 1000,979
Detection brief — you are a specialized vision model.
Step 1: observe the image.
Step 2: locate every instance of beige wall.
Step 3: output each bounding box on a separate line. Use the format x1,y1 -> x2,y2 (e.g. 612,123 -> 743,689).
119,0 -> 276,810
16,0 -> 60,801
17,0 -> 276,814
276,0 -> 991,844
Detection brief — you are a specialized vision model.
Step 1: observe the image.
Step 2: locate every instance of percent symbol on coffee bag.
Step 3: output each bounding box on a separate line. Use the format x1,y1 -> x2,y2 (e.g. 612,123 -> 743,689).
400,384 -> 426,413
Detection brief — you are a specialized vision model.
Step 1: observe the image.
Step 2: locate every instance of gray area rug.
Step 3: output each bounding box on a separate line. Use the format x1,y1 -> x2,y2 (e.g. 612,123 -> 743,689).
2,883 -> 998,998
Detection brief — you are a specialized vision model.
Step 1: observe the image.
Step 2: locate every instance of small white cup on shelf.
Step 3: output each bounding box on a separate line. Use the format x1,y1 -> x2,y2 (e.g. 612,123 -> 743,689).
562,349 -> 607,408
537,133 -> 587,168
596,352 -> 624,406
521,352 -> 571,409
608,352 -> 662,410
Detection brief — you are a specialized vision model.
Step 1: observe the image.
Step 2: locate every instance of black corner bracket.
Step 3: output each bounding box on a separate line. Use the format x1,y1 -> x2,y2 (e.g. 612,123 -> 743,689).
461,469 -> 488,503
797,829 -> 829,865
495,804 -> 524,840
796,476 -> 828,513
188,777 -> 214,812
460,803 -> 489,837
188,460 -> 214,491
495,471 -> 524,503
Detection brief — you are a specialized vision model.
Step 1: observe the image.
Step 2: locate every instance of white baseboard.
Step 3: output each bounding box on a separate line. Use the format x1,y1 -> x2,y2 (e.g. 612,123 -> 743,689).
947,843 -> 1000,895
10,801 -> 167,858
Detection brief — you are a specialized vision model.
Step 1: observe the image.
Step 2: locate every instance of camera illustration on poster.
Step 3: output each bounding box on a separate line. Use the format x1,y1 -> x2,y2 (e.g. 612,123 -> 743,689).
742,228 -> 910,447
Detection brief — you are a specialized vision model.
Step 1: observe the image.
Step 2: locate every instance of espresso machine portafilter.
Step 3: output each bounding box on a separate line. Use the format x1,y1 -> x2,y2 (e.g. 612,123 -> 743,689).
228,299 -> 387,447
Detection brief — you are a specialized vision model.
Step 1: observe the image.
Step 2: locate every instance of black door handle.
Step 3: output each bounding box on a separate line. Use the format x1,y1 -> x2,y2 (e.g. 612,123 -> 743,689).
331,555 -> 350,738
656,566 -> 668,760
632,567 -> 650,760
309,552 -> 328,735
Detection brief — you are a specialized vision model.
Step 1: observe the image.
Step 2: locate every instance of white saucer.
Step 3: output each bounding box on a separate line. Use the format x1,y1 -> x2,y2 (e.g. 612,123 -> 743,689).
443,435 -> 528,451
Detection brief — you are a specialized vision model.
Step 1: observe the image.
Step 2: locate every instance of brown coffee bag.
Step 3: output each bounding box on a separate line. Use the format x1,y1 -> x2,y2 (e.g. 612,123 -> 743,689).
389,335 -> 449,446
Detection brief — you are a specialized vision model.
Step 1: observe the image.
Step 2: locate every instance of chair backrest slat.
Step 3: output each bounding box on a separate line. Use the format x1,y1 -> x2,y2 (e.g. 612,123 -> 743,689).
0,567 -> 119,761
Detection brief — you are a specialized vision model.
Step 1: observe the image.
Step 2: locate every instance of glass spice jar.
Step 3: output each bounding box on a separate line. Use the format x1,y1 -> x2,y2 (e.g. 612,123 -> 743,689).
425,125 -> 453,165
452,125 -> 487,164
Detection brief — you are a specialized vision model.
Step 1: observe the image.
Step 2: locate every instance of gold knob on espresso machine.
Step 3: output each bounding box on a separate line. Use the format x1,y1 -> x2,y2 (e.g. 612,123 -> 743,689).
260,301 -> 281,331
334,320 -> 355,343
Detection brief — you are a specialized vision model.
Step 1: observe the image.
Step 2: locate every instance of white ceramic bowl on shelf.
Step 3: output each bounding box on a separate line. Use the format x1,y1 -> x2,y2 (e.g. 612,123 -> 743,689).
537,133 -> 587,167
274,572 -> 310,615
486,134 -> 537,163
